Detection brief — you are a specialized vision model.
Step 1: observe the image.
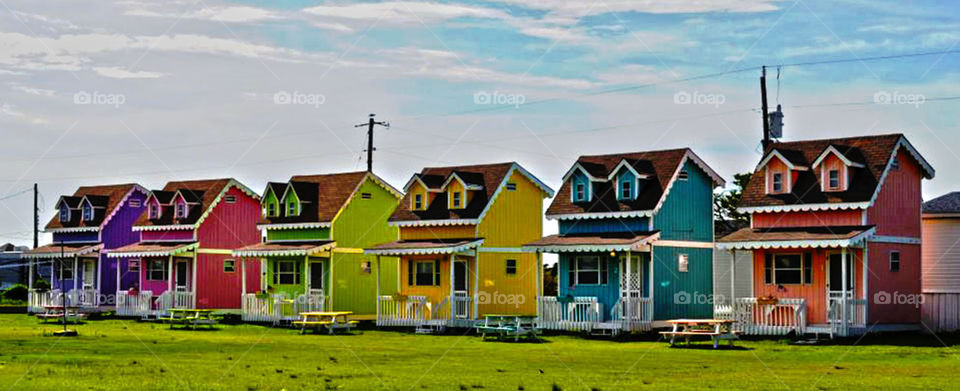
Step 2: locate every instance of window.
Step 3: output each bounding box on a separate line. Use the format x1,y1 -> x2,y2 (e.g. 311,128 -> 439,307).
506,259 -> 517,275
414,194 -> 423,210
59,207 -> 70,222
828,170 -> 840,189
266,202 -> 277,217
620,180 -> 632,200
678,254 -> 689,272
410,260 -> 439,286
128,259 -> 140,273
146,259 -> 166,281
148,203 -> 160,219
223,259 -> 236,273
82,204 -> 93,221
361,261 -> 372,274
575,183 -> 585,202
58,261 -> 74,280
890,251 -> 901,272
274,261 -> 300,285
571,256 -> 607,285
361,192 -> 372,199
772,173 -> 783,192
287,201 -> 297,216
764,254 -> 812,285
175,203 -> 187,219
678,170 -> 689,181
129,199 -> 141,207
452,192 -> 462,208
506,183 -> 517,191
224,195 -> 237,203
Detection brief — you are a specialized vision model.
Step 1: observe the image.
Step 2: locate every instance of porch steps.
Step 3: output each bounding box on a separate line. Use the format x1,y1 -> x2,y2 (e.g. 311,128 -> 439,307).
415,324 -> 445,334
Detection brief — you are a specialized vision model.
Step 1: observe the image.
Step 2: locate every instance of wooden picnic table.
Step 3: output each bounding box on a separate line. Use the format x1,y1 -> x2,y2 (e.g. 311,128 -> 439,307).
293,311 -> 358,335
161,309 -> 219,329
660,319 -> 739,349
475,314 -> 539,341
36,305 -> 87,324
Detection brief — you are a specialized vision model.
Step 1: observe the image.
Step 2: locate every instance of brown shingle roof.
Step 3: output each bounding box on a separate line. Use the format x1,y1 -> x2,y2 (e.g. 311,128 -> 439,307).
924,191 -> 960,215
260,171 -> 370,225
390,162 -> 516,222
366,238 -> 483,254
46,184 -> 141,230
23,243 -> 101,258
136,178 -> 233,226
718,225 -> 874,243
740,134 -> 911,208
526,231 -> 659,249
546,149 -> 689,216
234,240 -> 335,256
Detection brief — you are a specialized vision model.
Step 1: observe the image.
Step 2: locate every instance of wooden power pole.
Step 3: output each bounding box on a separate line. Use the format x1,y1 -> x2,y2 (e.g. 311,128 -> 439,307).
354,114 -> 390,172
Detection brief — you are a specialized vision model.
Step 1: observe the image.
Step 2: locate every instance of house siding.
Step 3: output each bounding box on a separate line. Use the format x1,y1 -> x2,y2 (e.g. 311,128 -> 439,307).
922,217 -> 960,293
752,210 -> 862,228
558,217 -> 648,235
101,189 -> 147,294
868,148 -> 923,238
266,228 -> 330,241
651,246 -> 713,320
653,160 -> 714,242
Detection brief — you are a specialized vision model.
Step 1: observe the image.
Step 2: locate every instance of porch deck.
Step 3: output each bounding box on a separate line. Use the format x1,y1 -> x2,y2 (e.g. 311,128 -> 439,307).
715,297 -> 867,338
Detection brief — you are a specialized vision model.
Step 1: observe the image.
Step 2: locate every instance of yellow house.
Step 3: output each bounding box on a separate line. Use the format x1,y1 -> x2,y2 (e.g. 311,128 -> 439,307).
366,162 -> 553,329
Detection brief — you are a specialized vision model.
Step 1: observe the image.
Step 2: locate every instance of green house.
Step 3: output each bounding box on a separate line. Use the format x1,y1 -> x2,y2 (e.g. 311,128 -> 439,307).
235,171 -> 401,322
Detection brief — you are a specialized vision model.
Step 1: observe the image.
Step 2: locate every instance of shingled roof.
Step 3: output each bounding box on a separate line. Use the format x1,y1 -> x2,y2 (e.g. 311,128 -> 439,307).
739,134 -> 934,211
46,184 -> 142,230
137,178 -> 237,227
924,192 -> 960,215
260,171 -> 398,225
389,162 -> 551,224
546,148 -> 722,218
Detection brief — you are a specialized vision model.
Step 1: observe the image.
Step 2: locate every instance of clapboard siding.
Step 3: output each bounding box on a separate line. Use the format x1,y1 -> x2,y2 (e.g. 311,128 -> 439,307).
922,293 -> 960,332
713,250 -> 753,305
922,217 -> 960,293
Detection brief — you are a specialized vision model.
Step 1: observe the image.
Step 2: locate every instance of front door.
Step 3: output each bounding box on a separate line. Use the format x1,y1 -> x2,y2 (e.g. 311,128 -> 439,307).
453,260 -> 468,319
620,255 -> 643,299
309,262 -> 324,293
827,253 -> 855,317
175,260 -> 189,291
82,259 -> 96,289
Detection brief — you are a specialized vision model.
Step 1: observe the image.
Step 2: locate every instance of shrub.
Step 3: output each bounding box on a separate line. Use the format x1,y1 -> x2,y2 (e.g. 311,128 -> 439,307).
2,284 -> 28,302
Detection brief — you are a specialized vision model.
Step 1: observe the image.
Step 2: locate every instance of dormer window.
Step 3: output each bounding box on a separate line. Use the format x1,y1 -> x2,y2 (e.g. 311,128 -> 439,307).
414,193 -> 423,210
620,180 -> 631,200
772,173 -> 783,193
828,170 -> 840,189
287,200 -> 298,216
575,183 -> 586,202
82,204 -> 93,221
175,202 -> 187,219
452,192 -> 462,209
148,202 -> 160,219
59,206 -> 70,223
266,202 -> 277,217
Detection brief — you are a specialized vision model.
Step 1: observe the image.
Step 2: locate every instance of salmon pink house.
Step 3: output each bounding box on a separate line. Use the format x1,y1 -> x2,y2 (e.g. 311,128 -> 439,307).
717,134 -> 934,337
109,178 -> 260,316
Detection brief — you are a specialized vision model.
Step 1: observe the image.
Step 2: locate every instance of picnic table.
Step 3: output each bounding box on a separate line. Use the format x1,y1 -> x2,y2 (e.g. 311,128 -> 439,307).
36,305 -> 87,323
475,314 -> 539,341
161,309 -> 219,329
660,319 -> 739,349
292,311 -> 358,335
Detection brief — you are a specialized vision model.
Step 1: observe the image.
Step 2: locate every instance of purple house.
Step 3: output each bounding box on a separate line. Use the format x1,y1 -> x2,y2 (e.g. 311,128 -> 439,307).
24,183 -> 148,312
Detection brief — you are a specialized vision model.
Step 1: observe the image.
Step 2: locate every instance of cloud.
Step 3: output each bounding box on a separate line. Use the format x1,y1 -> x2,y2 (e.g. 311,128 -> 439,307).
125,5 -> 282,23
302,1 -> 509,23
93,66 -> 163,79
10,84 -> 56,97
490,0 -> 782,17
0,103 -> 50,125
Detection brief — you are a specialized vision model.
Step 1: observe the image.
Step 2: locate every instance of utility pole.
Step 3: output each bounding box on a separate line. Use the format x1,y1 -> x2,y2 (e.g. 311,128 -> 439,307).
354,114 -> 390,172
760,66 -> 771,151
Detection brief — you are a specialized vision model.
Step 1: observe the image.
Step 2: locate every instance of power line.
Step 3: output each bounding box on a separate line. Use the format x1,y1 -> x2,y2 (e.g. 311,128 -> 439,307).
776,49 -> 960,69
0,186 -> 32,201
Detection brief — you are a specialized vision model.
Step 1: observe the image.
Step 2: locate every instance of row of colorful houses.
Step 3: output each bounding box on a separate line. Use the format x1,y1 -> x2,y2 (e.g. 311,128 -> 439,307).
23,132 -> 953,337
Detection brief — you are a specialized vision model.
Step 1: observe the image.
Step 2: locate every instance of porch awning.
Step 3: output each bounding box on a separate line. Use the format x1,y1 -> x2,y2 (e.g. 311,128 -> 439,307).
107,241 -> 198,258
716,226 -> 876,250
23,243 -> 101,259
233,240 -> 335,257
365,238 -> 483,255
524,231 -> 660,253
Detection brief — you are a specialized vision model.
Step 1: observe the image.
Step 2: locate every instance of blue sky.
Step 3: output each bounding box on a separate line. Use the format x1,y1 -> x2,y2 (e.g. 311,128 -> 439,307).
0,0 -> 958,245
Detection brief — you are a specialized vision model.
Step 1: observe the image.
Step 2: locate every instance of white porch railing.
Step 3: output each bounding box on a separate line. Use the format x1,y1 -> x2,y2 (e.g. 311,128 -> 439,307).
828,298 -> 867,337
537,297 -> 602,331
241,292 -> 326,324
378,295 -> 429,327
67,288 -> 99,307
28,289 -> 60,313
453,292 -> 471,320
732,298 -> 807,336
116,291 -> 153,317
611,297 -> 653,332
156,290 -> 195,316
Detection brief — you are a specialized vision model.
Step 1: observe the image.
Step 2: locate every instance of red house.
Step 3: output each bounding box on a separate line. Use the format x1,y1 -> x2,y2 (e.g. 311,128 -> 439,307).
717,134 -> 934,337
109,178 -> 260,314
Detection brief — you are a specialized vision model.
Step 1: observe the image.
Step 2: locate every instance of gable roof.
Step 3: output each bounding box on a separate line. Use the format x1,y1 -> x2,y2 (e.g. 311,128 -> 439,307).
924,192 -> 960,215
260,171 -> 400,226
390,162 -> 553,225
136,178 -> 257,228
740,134 -> 935,213
46,183 -> 144,230
546,148 -> 723,219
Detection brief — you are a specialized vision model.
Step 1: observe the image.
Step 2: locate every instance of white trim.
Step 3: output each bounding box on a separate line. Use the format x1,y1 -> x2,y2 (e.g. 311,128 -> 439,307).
260,221 -> 331,230
441,172 -> 483,192
390,218 -> 479,227
870,235 -> 921,245
526,232 -> 659,253
756,149 -> 808,172
133,224 -> 195,232
107,242 -> 198,258
606,160 -> 649,181
23,244 -> 102,259
364,239 -> 483,256
649,150 -> 724,216
811,145 -> 866,169
193,179 -> 260,226
99,185 -> 148,230
716,228 -> 876,250
402,174 -> 444,193
549,210 -> 653,221
233,242 -> 336,257
45,226 -> 100,234
561,162 -> 604,183
653,240 -> 714,249
477,247 -> 535,253
739,202 -> 870,214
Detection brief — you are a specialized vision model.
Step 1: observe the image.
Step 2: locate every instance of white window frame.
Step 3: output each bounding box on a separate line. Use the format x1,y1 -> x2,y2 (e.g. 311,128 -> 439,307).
146,259 -> 166,281
452,191 -> 462,208
224,195 -> 237,204
772,172 -> 784,193
766,253 -> 811,285
223,259 -> 236,273
287,200 -> 298,216
828,169 -> 840,189
82,204 -> 93,221
148,202 -> 160,219
59,207 -> 70,222
620,179 -> 632,200
413,260 -> 437,286
414,193 -> 423,210
889,250 -> 901,272
574,183 -> 586,202
275,260 -> 300,285
175,202 -> 187,219
129,199 -> 141,208
573,256 -> 606,285
266,202 -> 277,217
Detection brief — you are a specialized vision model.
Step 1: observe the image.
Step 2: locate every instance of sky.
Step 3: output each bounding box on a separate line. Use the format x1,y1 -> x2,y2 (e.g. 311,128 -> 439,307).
0,0 -> 958,247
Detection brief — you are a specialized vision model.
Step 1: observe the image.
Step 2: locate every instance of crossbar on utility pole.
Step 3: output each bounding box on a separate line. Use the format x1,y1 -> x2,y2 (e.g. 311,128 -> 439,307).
354,114 -> 390,172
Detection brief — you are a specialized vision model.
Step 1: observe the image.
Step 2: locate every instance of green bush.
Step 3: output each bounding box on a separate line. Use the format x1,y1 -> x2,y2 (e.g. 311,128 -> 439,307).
2,284 -> 28,302
33,279 -> 50,292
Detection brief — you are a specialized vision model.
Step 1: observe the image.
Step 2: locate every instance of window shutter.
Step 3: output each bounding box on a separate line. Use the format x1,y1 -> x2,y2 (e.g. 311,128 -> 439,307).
408,261 -> 413,286
803,252 -> 813,284
764,254 -> 773,284
434,260 -> 441,286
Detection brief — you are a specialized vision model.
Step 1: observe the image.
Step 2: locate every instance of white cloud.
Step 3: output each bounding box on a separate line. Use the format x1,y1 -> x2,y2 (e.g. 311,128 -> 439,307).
93,66 -> 163,79
490,0 -> 782,17
302,1 -> 509,23
125,5 -> 282,23
10,84 -> 56,97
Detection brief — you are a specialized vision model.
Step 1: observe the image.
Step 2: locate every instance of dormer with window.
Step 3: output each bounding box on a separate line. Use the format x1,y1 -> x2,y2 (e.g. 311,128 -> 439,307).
607,160 -> 648,202
147,198 -> 161,219
442,172 -> 482,210
811,145 -> 864,192
174,199 -> 188,219
261,183 -> 281,218
563,163 -> 596,203
59,204 -> 71,223
403,175 -> 439,211
758,149 -> 807,195
82,200 -> 94,222
282,184 -> 300,217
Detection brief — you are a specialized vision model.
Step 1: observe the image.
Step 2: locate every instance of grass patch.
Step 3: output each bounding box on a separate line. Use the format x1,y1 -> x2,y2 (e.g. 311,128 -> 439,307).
0,315 -> 957,389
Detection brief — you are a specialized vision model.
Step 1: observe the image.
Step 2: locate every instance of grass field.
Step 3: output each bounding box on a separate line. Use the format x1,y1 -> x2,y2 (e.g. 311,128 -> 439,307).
0,314 -> 958,390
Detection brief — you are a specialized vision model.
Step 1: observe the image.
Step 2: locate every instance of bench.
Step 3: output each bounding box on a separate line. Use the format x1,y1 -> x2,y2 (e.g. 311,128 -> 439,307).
476,315 -> 539,342
296,312 -> 357,335
662,319 -> 739,349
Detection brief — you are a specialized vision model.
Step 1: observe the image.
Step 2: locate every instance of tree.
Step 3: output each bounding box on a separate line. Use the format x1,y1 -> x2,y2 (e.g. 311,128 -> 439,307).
714,172 -> 752,230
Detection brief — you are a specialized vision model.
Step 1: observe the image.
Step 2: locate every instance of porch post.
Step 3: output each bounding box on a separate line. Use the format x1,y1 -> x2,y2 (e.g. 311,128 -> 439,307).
730,249 -> 737,305
241,258 -> 247,295
260,259 -> 267,291
449,254 -> 455,321
375,255 -> 381,319
72,256 -> 78,292
841,247 -> 849,336
304,255 -> 310,292
862,245 -> 869,324
96,257 -> 102,306
472,254 -> 479,320
191,253 -> 198,308
535,251 -> 542,318
167,255 -> 173,292
116,257 -> 121,294
626,250 -> 632,321
28,256 -> 34,290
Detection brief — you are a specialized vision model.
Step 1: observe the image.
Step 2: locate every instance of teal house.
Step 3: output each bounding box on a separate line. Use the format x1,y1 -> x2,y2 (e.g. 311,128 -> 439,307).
526,149 -> 723,335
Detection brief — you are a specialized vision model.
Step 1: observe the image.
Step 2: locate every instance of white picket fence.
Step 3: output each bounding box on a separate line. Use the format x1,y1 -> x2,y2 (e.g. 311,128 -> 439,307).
156,290 -> 195,317
28,289 -> 60,313
828,298 -> 867,337
378,295 -> 430,327
610,297 -> 654,332
537,297 -> 603,331
68,288 -> 99,307
241,292 -> 325,324
730,298 -> 807,336
116,291 -> 153,317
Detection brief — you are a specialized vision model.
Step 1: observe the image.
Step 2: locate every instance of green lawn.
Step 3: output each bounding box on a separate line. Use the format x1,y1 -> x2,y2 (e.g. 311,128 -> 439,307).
0,314 -> 958,390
